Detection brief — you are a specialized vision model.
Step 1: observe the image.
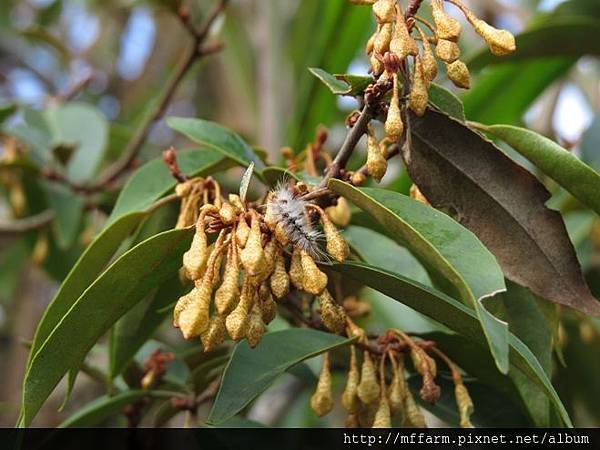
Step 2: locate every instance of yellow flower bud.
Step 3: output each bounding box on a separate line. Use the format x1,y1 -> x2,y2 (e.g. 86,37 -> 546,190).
246,302 -> 266,348
370,53 -> 384,76
270,251 -> 290,299
225,279 -> 254,340
366,31 -> 376,54
431,0 -> 461,41
182,226 -> 208,281
372,398 -> 392,428
435,39 -> 460,63
240,211 -> 267,276
214,243 -> 240,315
256,238 -> 277,283
325,197 -> 351,228
288,248 -> 304,290
358,352 -> 380,404
455,382 -> 474,428
200,314 -> 227,352
357,401 -> 378,427
274,222 -> 290,246
404,388 -> 427,427
310,355 -> 334,417
320,213 -> 349,263
390,12 -> 418,58
32,231 -> 48,266
388,357 -> 407,416
228,193 -> 244,211
372,0 -> 395,23
409,57 -> 428,116
258,281 -> 277,324
317,289 -> 347,334
176,231 -> 226,337
472,19 -> 516,56
384,74 -> 404,141
300,251 -> 328,295
366,125 -> 387,182
345,414 -> 360,428
374,22 -> 393,55
351,171 -> 367,186
219,202 -> 237,224
235,216 -> 250,248
9,180 -> 26,218
446,60 -> 470,89
175,178 -> 205,229
342,346 -> 361,413
417,27 -> 438,82
176,282 -> 211,339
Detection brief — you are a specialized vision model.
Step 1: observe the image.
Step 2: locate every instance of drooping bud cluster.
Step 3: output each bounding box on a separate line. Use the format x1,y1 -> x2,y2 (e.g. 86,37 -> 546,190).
348,0 -> 516,185
173,177 -> 351,350
310,323 -> 476,428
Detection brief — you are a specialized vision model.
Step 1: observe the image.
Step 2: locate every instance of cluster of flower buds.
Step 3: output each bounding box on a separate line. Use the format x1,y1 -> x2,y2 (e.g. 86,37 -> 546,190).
310,324 -> 475,428
348,0 -> 516,185
172,177 -> 352,351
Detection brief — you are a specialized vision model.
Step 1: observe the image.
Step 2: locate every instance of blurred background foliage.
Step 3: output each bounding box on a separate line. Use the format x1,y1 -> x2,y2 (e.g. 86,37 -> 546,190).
0,0 -> 599,427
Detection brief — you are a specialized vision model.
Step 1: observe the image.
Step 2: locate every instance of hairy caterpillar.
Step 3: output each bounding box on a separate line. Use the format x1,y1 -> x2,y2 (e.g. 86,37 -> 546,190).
266,183 -> 325,259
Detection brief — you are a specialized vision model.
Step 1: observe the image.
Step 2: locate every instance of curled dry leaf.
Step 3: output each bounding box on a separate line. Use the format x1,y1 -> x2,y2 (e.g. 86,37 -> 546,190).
404,108 -> 600,317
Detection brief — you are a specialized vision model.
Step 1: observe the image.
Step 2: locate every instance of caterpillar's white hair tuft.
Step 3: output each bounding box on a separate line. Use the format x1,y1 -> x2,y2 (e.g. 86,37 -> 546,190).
267,182 -> 326,260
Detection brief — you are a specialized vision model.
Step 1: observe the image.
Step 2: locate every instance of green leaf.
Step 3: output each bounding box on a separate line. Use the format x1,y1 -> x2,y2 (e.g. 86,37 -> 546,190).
329,180 -> 509,373
344,225 -> 430,286
497,281 -> 554,426
308,67 -> 357,95
467,18 -> 600,71
20,228 -> 193,426
0,102 -> 17,123
166,118 -> 265,177
26,213 -> 143,379
108,149 -> 227,226
334,74 -> 374,96
109,276 -> 186,379
344,226 -> 445,334
208,329 -> 352,425
59,389 -> 184,427
45,102 -> 109,183
332,261 -> 571,426
463,58 -> 574,124
6,107 -> 54,166
59,390 -> 149,427
43,182 -> 84,249
405,108 -> 600,316
428,84 -> 465,122
474,123 -> 600,215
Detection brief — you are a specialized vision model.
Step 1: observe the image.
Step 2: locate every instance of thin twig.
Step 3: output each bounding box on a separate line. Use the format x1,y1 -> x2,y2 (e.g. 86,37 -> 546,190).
318,105 -> 375,189
0,210 -> 54,236
405,0 -> 425,18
